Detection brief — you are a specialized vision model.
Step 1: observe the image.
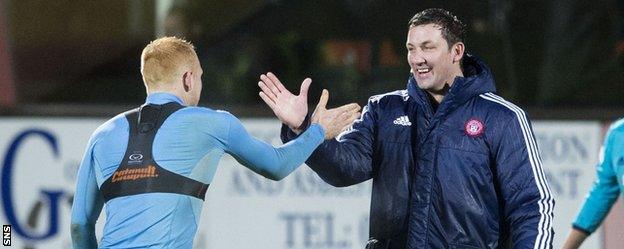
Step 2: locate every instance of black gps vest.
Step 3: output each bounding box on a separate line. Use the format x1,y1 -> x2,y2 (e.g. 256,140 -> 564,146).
100,102 -> 209,202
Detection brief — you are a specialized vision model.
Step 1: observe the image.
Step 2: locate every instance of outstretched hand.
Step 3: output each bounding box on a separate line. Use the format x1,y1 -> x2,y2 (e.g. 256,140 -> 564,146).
311,90 -> 361,140
258,72 -> 310,131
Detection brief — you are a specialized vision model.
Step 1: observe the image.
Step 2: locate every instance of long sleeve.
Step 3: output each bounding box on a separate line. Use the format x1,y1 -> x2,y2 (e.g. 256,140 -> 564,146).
281,99 -> 376,187
70,138 -> 104,249
223,113 -> 325,181
494,113 -> 555,249
572,126 -> 621,234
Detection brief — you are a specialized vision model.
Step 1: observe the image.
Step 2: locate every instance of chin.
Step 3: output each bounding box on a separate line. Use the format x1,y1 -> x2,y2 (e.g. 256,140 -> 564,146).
416,81 -> 432,90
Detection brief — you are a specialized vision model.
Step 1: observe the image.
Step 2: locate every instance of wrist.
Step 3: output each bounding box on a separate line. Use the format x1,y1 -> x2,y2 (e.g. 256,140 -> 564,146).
290,114 -> 311,134
307,123 -> 326,141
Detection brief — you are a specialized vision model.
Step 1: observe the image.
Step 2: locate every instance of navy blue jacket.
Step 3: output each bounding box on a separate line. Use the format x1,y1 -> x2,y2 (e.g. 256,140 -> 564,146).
282,55 -> 555,249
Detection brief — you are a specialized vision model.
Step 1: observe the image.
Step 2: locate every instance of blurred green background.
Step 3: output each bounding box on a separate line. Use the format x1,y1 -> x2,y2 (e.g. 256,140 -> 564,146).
1,0 -> 623,117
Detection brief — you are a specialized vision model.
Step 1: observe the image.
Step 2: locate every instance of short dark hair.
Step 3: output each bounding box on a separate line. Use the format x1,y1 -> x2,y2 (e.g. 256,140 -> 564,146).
408,8 -> 466,48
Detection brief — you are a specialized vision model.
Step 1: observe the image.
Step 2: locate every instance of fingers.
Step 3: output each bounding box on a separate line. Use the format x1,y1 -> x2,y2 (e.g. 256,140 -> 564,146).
331,103 -> 361,113
345,111 -> 361,126
322,109 -> 360,139
266,72 -> 287,93
316,89 -> 329,110
338,109 -> 360,125
258,81 -> 277,101
259,92 -> 278,111
310,89 -> 329,125
337,112 -> 360,133
260,73 -> 282,97
352,110 -> 361,120
299,78 -> 312,99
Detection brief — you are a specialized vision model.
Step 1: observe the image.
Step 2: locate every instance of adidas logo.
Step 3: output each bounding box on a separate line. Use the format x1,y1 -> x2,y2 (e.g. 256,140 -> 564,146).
393,116 -> 411,126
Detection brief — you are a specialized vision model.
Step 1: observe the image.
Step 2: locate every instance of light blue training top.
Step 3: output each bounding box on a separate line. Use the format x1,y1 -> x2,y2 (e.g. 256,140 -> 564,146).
573,118 -> 624,234
70,92 -> 325,248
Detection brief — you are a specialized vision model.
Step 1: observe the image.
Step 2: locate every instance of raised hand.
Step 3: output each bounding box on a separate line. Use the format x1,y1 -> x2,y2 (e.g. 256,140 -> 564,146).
311,89 -> 361,139
258,72 -> 310,131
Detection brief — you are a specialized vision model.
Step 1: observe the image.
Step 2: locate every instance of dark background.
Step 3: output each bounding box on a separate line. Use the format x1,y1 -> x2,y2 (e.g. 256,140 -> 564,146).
1,0 -> 623,118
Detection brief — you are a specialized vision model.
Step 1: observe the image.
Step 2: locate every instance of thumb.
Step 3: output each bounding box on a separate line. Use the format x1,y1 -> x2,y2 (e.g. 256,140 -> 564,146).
316,89 -> 329,110
299,78 -> 312,98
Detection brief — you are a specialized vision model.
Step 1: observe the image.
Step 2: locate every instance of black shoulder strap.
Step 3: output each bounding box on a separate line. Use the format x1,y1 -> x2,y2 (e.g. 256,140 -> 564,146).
100,102 -> 209,202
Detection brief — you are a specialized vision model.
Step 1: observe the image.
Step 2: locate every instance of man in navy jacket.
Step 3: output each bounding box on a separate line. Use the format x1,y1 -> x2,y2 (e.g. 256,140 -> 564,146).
259,8 -> 554,249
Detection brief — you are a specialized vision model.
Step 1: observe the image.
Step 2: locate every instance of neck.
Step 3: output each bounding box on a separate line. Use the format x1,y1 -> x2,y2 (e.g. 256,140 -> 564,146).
426,84 -> 450,104
427,67 -> 464,104
146,88 -> 188,105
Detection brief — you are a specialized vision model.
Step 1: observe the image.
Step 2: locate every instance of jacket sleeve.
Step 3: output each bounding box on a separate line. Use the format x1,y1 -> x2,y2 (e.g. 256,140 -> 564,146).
70,137 -> 104,249
281,99 -> 376,187
493,112 -> 555,249
572,125 -> 621,234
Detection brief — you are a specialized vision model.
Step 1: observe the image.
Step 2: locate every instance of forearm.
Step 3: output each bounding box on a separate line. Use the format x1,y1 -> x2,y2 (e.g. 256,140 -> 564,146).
232,123 -> 325,180
497,156 -> 554,248
508,203 -> 554,249
503,179 -> 555,249
283,124 -> 373,186
71,222 -> 98,249
572,191 -> 618,234
562,228 -> 589,249
306,140 -> 373,186
282,100 -> 376,186
70,192 -> 101,249
572,168 -> 620,234
71,142 -> 103,249
494,118 -> 554,248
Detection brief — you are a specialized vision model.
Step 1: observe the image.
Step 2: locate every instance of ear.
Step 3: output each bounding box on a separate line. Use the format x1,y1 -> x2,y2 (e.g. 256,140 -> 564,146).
451,42 -> 465,63
182,71 -> 193,92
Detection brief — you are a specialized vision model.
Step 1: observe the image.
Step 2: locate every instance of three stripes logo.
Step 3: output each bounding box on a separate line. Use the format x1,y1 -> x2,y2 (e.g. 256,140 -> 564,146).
393,116 -> 412,126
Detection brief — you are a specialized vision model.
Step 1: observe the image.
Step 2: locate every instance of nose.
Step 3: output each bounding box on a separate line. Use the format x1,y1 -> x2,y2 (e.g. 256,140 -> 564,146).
408,50 -> 426,65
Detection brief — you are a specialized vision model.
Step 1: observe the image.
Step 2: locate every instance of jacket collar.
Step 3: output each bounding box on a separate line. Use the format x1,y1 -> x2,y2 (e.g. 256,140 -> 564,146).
145,92 -> 185,105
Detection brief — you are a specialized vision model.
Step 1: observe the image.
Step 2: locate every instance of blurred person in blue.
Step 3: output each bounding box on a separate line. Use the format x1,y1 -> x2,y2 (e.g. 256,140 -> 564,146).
70,36 -> 361,248
259,8 -> 554,249
562,119 -> 624,249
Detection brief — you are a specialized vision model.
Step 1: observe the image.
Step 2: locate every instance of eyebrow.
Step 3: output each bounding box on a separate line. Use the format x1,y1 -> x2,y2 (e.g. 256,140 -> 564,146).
406,40 -> 434,47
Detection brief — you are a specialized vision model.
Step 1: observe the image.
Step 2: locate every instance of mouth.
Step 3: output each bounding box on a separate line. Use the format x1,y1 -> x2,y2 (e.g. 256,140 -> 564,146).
415,67 -> 432,77
417,68 -> 430,73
